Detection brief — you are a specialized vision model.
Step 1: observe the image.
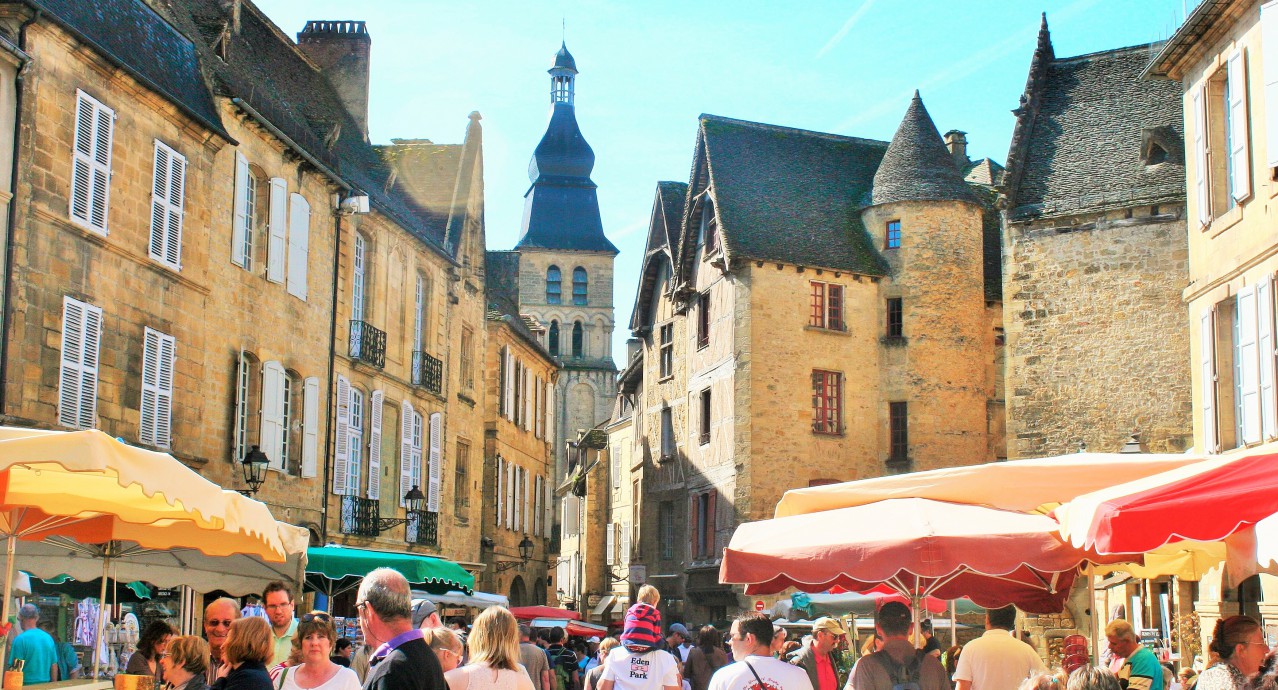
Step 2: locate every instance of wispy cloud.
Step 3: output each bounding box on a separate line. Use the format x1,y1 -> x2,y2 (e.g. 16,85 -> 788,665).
816,0 -> 880,59
612,217 -> 649,239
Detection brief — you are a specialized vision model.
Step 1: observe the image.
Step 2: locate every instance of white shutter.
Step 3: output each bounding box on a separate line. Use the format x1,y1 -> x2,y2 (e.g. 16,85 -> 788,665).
523,467 -> 531,534
412,412 -> 424,502
399,400 -> 415,506
70,91 -> 113,234
544,475 -> 553,538
1240,288 -> 1262,445
149,141 -> 185,269
233,349 -> 248,462
606,524 -> 615,565
260,361 -> 286,469
1193,89 -> 1211,227
546,382 -> 555,445
496,456 -> 504,527
287,193 -> 310,299
535,378 -> 543,439
267,178 -> 287,283
333,375 -> 350,494
301,377 -> 320,477
232,152 -> 251,268
1264,2 -> 1278,168
505,349 -> 516,420
612,445 -> 621,488
622,520 -> 631,564
507,462 -> 515,529
1228,49 -> 1252,202
534,475 -> 542,537
566,496 -> 580,536
368,390 -> 384,499
1202,309 -> 1219,453
414,275 -> 425,353
523,367 -> 533,431
428,412 -> 442,513
58,297 -> 102,430
139,328 -> 175,449
1261,277 -> 1278,440
513,467 -> 521,533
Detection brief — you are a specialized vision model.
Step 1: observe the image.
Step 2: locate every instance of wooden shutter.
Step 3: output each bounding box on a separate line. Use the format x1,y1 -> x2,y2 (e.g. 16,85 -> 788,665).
513,467 -> 522,532
496,456 -> 505,527
565,495 -> 579,536
498,346 -> 507,417
523,466 -> 531,533
546,382 -> 555,445
58,297 -> 102,430
428,412 -> 442,513
606,524 -> 615,565
301,377 -> 320,478
688,494 -> 700,559
1240,287 -> 1261,444
232,152 -> 251,268
70,90 -> 113,234
260,361 -> 286,470
332,375 -> 350,494
705,489 -> 718,558
1228,49 -> 1252,202
505,349 -> 516,420
544,475 -> 553,538
1202,309 -> 1219,453
267,177 -> 287,283
506,462 -> 516,529
233,349 -> 248,463
149,141 -> 186,269
1264,2 -> 1278,168
347,390 -> 363,497
535,377 -> 543,439
1261,277 -> 1278,440
368,390 -> 384,500
534,476 -> 542,537
399,400 -> 414,506
523,366 -> 533,431
621,520 -> 631,564
287,193 -> 310,300
140,328 -> 175,449
1193,89 -> 1211,227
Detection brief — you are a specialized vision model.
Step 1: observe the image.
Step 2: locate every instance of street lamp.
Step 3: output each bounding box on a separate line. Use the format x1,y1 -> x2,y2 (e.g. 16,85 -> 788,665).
495,535 -> 536,573
239,446 -> 269,496
376,486 -> 427,530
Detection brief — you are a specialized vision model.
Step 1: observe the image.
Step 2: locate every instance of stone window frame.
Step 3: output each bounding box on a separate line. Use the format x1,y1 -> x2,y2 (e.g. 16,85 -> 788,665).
886,219 -> 902,249
889,400 -> 909,461
699,387 -> 711,446
546,265 -> 562,304
658,323 -> 674,379
886,297 -> 904,338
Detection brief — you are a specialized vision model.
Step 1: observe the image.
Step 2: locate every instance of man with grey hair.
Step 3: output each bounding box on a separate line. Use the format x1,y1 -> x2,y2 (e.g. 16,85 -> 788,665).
9,604 -> 57,683
203,596 -> 241,683
1105,619 -> 1162,690
358,568 -> 446,690
519,624 -> 551,690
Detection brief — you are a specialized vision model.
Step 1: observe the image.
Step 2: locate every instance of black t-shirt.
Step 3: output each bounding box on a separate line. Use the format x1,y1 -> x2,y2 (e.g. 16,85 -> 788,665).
921,636 -> 941,655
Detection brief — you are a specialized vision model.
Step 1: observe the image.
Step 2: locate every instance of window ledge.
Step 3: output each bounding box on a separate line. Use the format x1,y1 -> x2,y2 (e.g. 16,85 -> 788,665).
812,430 -> 845,437
658,375 -> 674,383
1206,204 -> 1245,238
804,326 -> 850,336
880,335 -> 908,347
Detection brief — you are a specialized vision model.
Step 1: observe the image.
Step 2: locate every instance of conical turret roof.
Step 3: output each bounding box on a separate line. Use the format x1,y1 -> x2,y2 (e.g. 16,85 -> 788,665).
870,92 -> 976,206
551,42 -> 577,73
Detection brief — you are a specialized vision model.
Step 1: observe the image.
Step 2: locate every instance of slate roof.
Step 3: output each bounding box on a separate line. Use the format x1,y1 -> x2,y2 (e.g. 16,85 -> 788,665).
656,181 -> 688,252
870,92 -> 978,207
552,42 -> 577,73
30,0 -> 230,142
1005,42 -> 1185,220
695,115 -> 890,275
629,181 -> 685,332
964,158 -> 1005,186
484,250 -> 553,360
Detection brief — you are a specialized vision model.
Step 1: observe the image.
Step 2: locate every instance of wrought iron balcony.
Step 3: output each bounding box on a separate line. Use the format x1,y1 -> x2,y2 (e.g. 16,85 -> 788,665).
349,320 -> 386,368
406,510 -> 438,546
340,495 -> 380,537
412,351 -> 443,394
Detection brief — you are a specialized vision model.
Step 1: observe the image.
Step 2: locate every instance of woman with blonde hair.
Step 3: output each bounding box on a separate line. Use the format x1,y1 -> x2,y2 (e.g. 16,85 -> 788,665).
422,628 -> 465,674
444,607 -> 534,690
583,638 -> 619,690
161,636 -> 210,690
212,617 -> 274,690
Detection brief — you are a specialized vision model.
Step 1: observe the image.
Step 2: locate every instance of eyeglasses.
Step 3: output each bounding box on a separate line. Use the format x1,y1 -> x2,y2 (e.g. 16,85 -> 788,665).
158,653 -> 170,659
355,602 -> 367,612
206,620 -> 234,628
265,603 -> 293,611
302,613 -> 333,624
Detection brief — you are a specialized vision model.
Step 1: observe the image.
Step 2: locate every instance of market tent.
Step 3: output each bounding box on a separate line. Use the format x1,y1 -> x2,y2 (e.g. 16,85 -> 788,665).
306,545 -> 474,600
770,590 -> 980,619
530,617 -> 607,637
416,590 -> 508,609
509,605 -> 581,620
721,497 -> 1130,613
773,452 -> 1204,518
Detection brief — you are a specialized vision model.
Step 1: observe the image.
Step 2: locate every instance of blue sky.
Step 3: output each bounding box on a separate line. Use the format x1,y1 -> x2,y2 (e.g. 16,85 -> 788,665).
256,0 -> 1189,360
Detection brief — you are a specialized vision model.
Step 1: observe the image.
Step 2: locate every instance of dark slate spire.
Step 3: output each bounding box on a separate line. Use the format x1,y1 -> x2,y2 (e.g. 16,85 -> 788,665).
515,44 -> 618,254
870,91 -> 977,206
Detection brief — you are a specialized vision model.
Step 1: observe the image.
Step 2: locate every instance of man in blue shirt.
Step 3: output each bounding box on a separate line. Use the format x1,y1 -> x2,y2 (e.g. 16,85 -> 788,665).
9,604 -> 57,683
1106,620 -> 1164,690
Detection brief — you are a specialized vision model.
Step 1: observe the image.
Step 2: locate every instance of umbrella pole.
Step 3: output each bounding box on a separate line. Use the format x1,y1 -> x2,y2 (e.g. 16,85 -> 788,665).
1089,563 -> 1100,667
92,554 -> 110,680
950,600 -> 957,647
0,529 -> 15,671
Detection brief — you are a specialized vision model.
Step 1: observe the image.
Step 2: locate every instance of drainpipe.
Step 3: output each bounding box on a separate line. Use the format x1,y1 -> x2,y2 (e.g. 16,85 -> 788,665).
0,12 -> 36,416
321,210 -> 344,544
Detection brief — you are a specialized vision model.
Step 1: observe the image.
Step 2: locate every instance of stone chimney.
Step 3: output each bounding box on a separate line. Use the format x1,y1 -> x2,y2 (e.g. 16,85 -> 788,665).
626,338 -> 641,364
297,20 -> 371,141
943,129 -> 969,169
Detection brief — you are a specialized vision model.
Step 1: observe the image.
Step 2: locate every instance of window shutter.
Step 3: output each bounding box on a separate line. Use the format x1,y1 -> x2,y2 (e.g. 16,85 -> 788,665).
267,178 -> 287,283
706,489 -> 718,557
688,495 -> 700,560
544,475 -> 553,538
70,91 -> 113,234
347,391 -> 363,497
414,275 -> 425,353
287,193 -> 310,299
399,400 -> 415,506
1261,277 -> 1278,440
621,520 -> 631,564
301,377 -> 320,477
1240,287 -> 1262,445
535,377 -> 543,439
1264,2 -> 1278,168
233,349 -> 248,463
565,495 -> 579,536
260,361 -> 286,470
333,375 -> 350,494
428,412 -> 442,513
523,366 -> 533,431
606,524 -> 615,565
1193,89 -> 1210,227
1228,49 -> 1252,202
412,413 -> 424,503
1202,309 -> 1219,453
496,456 -> 505,526
498,346 -> 508,417
513,467 -> 521,532
612,445 -> 621,489
534,475 -> 542,537
546,382 -> 555,445
506,462 -> 515,528
505,350 -> 516,421
367,390 -> 383,499
139,328 -> 175,449
523,466 -> 531,533
232,152 -> 250,268
58,297 -> 102,430
149,141 -> 185,269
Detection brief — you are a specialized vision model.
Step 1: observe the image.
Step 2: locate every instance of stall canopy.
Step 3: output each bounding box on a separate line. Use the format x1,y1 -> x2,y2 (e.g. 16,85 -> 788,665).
509,605 -> 581,621
531,617 -> 608,637
770,590 -> 982,619
773,452 -> 1204,518
306,545 -> 474,598
720,497 -> 1132,613
415,589 -> 507,609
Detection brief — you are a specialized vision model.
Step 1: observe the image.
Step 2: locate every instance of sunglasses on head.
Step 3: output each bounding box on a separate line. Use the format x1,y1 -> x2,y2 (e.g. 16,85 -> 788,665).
301,612 -> 332,624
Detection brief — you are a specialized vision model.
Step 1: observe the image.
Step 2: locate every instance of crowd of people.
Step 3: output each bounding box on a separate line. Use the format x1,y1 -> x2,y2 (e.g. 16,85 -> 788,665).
13,572 -> 1278,690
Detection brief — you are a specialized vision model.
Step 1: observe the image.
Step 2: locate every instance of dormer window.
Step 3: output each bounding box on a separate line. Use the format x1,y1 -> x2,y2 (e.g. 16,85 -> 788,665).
700,195 -> 719,256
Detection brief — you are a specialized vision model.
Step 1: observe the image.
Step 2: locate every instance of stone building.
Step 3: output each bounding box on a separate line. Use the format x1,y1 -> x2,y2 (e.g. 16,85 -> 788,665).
616,102 -> 1006,622
0,0 -> 491,581
1001,17 -> 1192,459
1143,0 -> 1278,647
479,250 -> 557,605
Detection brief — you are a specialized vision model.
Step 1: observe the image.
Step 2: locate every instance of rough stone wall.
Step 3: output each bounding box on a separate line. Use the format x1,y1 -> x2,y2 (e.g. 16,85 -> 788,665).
1004,207 -> 1192,458
605,414 -> 636,623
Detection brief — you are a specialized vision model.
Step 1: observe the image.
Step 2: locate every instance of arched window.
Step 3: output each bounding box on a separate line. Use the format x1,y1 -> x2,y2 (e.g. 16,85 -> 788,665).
573,267 -> 588,305
548,321 -> 560,357
572,321 -> 584,358
546,266 -> 562,304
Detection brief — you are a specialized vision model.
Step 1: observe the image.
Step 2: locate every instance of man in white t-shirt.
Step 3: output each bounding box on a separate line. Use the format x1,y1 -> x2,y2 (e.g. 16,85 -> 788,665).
599,645 -> 681,690
709,612 -> 815,690
953,605 -> 1045,690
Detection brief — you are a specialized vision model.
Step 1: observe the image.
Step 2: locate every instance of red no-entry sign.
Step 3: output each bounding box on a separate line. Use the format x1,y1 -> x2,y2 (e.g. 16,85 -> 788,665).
754,600 -> 765,611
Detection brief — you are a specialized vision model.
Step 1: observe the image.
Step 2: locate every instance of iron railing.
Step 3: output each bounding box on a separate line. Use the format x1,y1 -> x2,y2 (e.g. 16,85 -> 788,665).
340,495 -> 380,537
412,351 -> 443,394
406,510 -> 438,546
349,320 -> 386,368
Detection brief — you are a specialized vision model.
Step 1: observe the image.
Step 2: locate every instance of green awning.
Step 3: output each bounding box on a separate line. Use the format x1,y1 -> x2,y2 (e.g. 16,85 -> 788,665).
305,546 -> 474,596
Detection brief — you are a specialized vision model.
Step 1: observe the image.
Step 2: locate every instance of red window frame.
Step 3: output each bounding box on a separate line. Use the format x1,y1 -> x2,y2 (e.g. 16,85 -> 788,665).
811,370 -> 842,434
